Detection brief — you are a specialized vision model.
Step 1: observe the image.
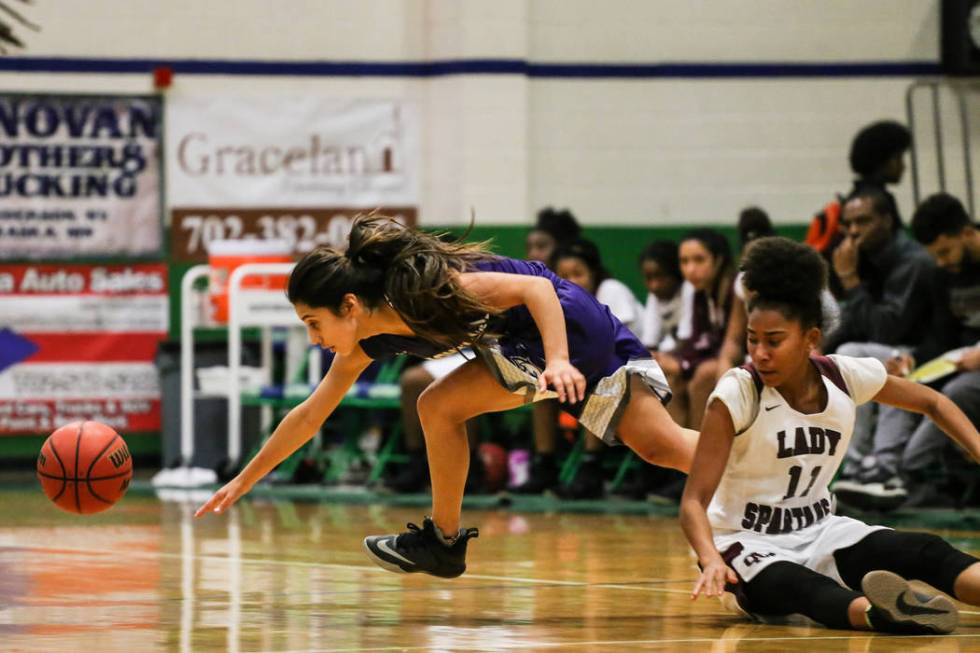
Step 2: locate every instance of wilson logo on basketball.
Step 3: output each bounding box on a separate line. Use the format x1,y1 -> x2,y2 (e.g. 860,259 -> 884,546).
108,447 -> 131,469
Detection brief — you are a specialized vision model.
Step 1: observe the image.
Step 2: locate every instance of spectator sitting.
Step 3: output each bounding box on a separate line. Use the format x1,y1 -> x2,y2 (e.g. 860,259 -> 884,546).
510,207 -> 584,495
715,207 -> 778,382
653,228 -> 735,430
826,186 -> 940,509
525,206 -> 582,268
898,193 -> 980,507
819,121 -> 912,297
737,206 -> 777,251
545,239 -> 644,499
617,239 -> 689,500
638,239 -> 686,358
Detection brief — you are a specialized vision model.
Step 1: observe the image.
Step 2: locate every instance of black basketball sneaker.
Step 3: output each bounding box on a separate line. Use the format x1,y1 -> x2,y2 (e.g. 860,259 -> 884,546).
862,570 -> 959,634
363,517 -> 479,579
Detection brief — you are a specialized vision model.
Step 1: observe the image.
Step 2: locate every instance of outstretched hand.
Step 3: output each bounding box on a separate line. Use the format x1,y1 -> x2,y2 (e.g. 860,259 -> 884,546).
538,359 -> 586,404
692,558 -> 738,600
194,475 -> 253,518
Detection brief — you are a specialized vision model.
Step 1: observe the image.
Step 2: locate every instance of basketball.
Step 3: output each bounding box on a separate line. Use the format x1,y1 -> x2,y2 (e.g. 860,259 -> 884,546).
36,421 -> 133,515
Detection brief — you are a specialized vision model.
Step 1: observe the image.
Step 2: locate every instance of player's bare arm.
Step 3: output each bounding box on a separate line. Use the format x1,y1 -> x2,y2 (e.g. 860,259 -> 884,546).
680,397 -> 738,599
873,374 -> 980,463
458,271 -> 585,403
195,346 -> 371,517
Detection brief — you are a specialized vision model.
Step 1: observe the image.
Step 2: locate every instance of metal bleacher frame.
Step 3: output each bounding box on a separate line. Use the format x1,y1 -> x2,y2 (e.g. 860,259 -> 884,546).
178,262 -> 408,485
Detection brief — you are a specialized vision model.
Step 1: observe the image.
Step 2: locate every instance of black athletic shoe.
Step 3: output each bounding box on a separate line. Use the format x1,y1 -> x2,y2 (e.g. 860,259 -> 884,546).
862,570 -> 958,634
833,471 -> 907,512
363,517 -> 479,578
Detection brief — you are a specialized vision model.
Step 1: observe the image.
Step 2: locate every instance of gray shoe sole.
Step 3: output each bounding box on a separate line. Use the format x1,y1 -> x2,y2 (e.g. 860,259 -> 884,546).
862,570 -> 959,634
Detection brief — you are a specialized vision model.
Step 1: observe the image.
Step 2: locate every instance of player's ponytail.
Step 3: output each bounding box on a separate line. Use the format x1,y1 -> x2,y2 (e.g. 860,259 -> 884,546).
288,214 -> 499,348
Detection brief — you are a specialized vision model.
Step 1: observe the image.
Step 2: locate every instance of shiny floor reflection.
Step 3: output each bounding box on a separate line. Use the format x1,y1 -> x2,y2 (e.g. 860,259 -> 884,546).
0,488 -> 978,652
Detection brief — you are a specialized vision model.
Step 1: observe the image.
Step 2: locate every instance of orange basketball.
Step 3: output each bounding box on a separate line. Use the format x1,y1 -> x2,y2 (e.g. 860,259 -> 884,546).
36,421 -> 133,514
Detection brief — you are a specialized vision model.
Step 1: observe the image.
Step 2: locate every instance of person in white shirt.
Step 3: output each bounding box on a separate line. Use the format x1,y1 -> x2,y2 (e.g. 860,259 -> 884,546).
554,239 -> 644,339
638,240 -> 686,355
529,238 -> 645,499
681,237 -> 980,634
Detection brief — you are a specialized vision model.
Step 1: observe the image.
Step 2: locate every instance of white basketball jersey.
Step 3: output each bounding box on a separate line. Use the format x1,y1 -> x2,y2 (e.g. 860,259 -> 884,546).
706,355 -> 887,534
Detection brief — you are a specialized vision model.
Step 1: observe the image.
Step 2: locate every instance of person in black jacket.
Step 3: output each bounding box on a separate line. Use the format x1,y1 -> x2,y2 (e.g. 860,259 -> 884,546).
826,186 -> 939,509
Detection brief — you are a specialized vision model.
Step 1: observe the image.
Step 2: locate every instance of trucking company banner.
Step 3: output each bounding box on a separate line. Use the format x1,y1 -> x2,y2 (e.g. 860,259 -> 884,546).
0,93 -> 163,259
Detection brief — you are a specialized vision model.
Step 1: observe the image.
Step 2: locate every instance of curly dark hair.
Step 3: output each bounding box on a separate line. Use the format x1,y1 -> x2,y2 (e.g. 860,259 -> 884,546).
740,237 -> 828,330
737,206 -> 775,251
638,240 -> 682,282
554,238 -> 610,288
533,207 -> 582,244
849,120 -> 911,177
287,214 -> 499,348
911,192 -> 972,245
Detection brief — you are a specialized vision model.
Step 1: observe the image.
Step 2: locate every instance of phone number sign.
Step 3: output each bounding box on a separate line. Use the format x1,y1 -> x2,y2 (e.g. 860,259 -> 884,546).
170,207 -> 418,263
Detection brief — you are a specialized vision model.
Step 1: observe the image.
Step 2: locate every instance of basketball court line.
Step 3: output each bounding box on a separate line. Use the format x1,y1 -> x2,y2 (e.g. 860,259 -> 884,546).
0,542 -> 693,594
8,541 -> 980,610
263,632 -> 980,653
5,541 -> 980,650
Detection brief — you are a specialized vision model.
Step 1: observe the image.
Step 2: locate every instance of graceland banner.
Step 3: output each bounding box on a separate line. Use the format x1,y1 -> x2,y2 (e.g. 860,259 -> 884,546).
0,94 -> 163,259
167,97 -> 419,261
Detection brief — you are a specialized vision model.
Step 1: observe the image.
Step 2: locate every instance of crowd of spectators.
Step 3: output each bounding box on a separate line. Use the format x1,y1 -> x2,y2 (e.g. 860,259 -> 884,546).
319,119 -> 980,512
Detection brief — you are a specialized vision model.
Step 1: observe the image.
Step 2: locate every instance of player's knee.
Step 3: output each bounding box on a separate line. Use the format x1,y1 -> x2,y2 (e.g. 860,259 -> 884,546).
626,435 -> 678,469
416,383 -> 465,426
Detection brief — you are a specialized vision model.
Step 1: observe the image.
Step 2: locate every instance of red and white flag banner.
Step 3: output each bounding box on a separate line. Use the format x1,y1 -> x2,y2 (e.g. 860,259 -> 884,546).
0,263 -> 168,434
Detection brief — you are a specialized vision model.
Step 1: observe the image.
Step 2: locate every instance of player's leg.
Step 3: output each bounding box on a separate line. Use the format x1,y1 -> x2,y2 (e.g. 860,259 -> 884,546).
616,376 -> 698,473
741,560 -> 957,633
739,561 -> 864,630
836,528 -> 980,605
363,357 -> 525,578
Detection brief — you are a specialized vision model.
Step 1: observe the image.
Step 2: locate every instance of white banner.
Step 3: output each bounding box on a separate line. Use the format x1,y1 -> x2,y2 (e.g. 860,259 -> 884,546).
0,94 -> 163,259
167,97 -> 419,207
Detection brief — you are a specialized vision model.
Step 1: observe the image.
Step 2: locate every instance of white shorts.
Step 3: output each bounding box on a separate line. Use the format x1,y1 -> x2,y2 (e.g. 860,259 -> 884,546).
420,351 -> 470,380
714,515 -> 888,586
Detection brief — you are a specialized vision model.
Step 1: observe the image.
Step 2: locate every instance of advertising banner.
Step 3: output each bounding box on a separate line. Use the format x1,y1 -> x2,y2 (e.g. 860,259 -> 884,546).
167,97 -> 419,261
0,264 -> 168,434
0,94 -> 163,259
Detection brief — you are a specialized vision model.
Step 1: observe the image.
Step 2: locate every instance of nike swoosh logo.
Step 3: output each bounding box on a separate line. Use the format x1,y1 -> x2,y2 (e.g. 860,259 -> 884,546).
377,538 -> 415,566
764,405 -> 779,411
895,591 -> 948,616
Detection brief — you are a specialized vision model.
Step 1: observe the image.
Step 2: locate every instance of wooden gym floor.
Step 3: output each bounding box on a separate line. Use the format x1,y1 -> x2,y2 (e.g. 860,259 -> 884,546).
1,485 -> 979,652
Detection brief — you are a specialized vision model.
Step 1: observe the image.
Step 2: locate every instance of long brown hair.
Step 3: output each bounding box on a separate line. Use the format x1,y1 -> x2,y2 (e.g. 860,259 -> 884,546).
287,214 -> 500,347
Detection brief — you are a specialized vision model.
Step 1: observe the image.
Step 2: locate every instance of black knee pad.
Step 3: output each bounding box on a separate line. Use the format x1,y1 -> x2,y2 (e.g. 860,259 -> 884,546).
836,530 -> 978,596
743,562 -> 858,630
919,533 -> 979,595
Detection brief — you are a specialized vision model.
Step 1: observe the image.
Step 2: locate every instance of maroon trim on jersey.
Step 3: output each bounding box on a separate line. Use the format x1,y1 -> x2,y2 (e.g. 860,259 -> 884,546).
810,355 -> 849,397
740,362 -> 765,395
740,355 -> 849,397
